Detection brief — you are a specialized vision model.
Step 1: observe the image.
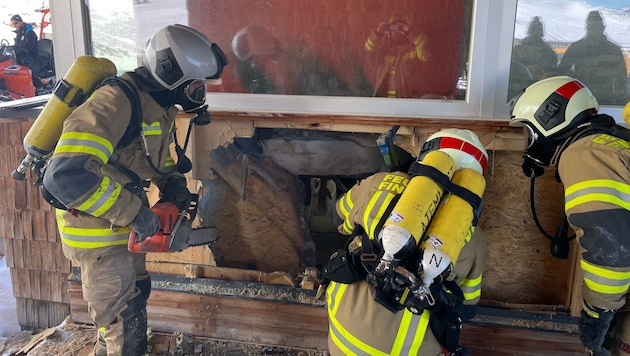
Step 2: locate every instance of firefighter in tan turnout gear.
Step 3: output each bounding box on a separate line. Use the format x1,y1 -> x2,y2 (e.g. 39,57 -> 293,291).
41,25 -> 228,355
510,76 -> 630,356
323,129 -> 488,355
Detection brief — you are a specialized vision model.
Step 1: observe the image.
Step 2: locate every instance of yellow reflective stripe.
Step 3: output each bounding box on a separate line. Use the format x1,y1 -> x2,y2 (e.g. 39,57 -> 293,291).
165,155 -> 175,167
363,190 -> 395,239
565,179 -> 630,211
327,282 -> 428,355
390,309 -> 429,354
56,210 -> 130,248
581,259 -> 630,294
55,132 -> 113,163
460,273 -> 483,301
142,122 -> 162,135
75,176 -> 122,217
327,282 -> 388,356
339,193 -> 354,234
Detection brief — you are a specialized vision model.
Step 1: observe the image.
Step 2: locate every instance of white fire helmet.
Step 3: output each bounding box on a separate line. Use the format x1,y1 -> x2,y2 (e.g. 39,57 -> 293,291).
418,128 -> 488,174
143,24 -> 228,91
508,76 -> 599,138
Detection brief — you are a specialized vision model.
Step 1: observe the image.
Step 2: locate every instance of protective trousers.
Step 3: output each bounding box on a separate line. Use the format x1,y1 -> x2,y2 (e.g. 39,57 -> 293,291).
65,245 -> 150,356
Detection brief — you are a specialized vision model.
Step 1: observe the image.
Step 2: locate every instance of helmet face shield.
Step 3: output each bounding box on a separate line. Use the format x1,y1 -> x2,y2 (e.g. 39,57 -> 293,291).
523,124 -> 538,150
185,80 -> 207,104
522,123 -> 555,169
175,79 -> 207,113
209,43 -> 229,79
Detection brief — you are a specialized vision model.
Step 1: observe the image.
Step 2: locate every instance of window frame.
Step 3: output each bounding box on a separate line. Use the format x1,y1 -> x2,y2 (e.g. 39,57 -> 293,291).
48,0 -> 623,122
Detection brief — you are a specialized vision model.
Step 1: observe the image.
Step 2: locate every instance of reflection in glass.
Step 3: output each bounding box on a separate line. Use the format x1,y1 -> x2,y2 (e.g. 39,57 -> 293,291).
558,10 -> 628,105
87,0 -> 474,100
210,1 -> 474,99
511,1 -> 630,106
88,0 -> 188,75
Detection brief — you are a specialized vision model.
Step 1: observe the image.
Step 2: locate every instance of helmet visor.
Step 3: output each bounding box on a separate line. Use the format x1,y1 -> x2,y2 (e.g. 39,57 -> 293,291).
523,124 -> 538,150
185,80 -> 207,105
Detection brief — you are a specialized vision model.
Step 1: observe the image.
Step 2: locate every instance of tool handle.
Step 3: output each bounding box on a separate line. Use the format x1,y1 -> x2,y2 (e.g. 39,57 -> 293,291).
128,229 -> 170,253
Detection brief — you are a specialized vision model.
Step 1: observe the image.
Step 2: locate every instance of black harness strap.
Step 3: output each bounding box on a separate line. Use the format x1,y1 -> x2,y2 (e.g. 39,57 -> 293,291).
408,163 -> 484,226
97,77 -> 143,149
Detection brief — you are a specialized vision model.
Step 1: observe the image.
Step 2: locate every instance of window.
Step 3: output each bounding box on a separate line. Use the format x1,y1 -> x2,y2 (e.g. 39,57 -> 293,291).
52,1 -> 623,120
510,1 -> 630,107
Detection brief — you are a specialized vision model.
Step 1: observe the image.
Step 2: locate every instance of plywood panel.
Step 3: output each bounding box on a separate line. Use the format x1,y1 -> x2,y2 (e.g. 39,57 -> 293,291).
480,151 -> 577,307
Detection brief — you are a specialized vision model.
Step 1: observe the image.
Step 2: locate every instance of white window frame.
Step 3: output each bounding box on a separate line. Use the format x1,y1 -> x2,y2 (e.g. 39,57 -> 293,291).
48,0 -> 622,121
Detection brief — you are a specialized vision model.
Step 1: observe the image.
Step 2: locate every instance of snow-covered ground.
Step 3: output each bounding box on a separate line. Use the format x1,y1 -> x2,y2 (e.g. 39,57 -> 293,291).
516,0 -> 630,47
0,256 -> 20,338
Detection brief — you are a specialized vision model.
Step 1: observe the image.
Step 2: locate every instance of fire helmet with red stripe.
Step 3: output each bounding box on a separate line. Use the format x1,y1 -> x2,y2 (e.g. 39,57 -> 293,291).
508,76 -> 598,138
507,76 -> 599,175
418,128 -> 488,174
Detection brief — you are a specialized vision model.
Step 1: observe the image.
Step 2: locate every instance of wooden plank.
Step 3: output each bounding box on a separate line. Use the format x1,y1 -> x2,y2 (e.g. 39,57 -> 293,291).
145,245 -> 215,267
145,263 -> 295,286
68,278 -> 328,350
460,324 -> 584,355
69,276 -> 586,354
15,298 -> 70,331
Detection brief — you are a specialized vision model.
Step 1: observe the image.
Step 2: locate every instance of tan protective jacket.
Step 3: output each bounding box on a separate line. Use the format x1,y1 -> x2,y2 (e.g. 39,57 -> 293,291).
558,133 -> 630,312
43,73 -> 182,254
329,171 -> 487,355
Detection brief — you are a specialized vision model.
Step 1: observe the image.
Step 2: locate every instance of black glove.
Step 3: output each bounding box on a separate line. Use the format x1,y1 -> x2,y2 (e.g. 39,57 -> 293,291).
578,304 -> 614,356
129,205 -> 160,242
161,176 -> 191,210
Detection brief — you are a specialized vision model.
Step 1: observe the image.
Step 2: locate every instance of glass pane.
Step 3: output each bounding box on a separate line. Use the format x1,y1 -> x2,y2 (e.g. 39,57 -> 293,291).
0,0 -> 54,101
510,1 -> 630,106
88,0 -> 188,75
87,0 -> 473,100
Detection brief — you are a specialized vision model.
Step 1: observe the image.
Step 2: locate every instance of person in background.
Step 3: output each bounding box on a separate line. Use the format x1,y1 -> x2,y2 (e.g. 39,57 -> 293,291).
42,24 -> 228,355
323,129 -> 488,355
509,76 -> 630,356
511,16 -> 558,77
558,10 -> 628,105
10,14 -> 45,90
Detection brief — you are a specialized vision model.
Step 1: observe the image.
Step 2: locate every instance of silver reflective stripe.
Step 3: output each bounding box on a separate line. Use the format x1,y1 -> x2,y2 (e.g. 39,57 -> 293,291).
82,178 -> 118,215
582,269 -> 630,287
60,231 -> 130,243
566,186 -> 630,205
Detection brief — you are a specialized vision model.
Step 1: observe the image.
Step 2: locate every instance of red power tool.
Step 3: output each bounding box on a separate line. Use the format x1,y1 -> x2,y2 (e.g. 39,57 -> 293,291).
128,194 -> 217,253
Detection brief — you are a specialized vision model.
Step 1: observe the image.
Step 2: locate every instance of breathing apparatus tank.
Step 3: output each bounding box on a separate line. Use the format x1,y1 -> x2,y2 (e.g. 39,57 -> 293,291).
373,129 -> 487,313
415,167 -> 486,299
377,149 -> 456,269
11,56 -> 118,180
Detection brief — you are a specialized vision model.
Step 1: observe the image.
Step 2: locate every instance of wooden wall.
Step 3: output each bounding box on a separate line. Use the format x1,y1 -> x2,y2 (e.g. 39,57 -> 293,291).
0,118 -> 71,330
0,113 -> 583,334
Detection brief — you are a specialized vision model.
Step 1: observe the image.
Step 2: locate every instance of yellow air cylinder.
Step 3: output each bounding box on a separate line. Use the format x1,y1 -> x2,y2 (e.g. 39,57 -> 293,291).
623,101 -> 630,126
421,167 -> 486,268
379,150 -> 456,262
23,56 -> 117,158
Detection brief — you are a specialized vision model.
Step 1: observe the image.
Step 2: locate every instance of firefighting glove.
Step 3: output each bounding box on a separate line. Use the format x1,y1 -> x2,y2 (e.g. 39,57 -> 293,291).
579,303 -> 614,356
129,205 -> 160,242
161,176 -> 191,210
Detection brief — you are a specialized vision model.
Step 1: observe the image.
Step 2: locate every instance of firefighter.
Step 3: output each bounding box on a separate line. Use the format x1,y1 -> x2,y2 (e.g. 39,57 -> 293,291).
42,24 -> 228,355
509,76 -> 630,356
324,129 -> 488,355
